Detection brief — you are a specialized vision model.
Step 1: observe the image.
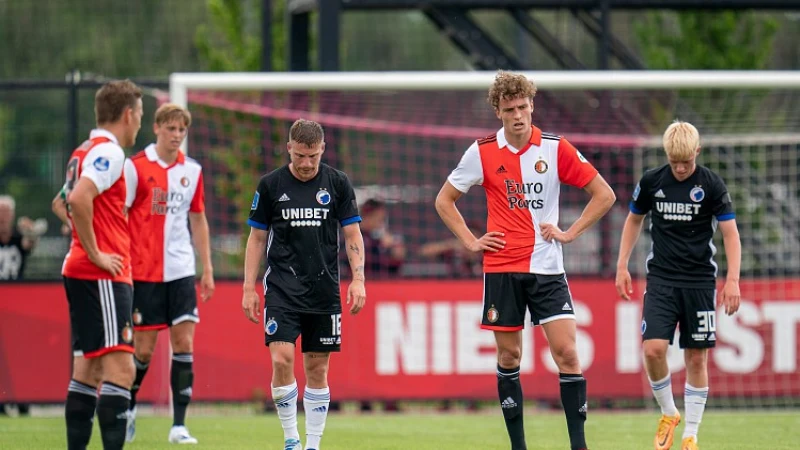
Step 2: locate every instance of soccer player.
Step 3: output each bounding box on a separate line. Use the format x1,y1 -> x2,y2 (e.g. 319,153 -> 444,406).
435,71 -> 616,450
61,79 -> 143,450
615,121 -> 741,450
242,119 -> 366,450
123,104 -> 214,444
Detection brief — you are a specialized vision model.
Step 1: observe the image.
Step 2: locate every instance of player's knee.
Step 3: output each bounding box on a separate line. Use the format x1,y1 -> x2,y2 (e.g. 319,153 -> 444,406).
497,347 -> 522,367
551,345 -> 580,371
171,333 -> 193,354
643,342 -> 667,362
684,349 -> 708,372
135,346 -> 155,363
102,352 -> 135,388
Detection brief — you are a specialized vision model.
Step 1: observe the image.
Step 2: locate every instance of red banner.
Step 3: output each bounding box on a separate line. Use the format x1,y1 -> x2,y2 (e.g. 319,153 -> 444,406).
1,280 -> 799,403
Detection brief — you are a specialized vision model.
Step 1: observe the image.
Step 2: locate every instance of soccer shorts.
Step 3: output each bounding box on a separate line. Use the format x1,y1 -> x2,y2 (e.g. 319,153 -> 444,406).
132,276 -> 198,331
641,283 -> 717,349
481,272 -> 575,330
64,277 -> 134,358
263,305 -> 342,353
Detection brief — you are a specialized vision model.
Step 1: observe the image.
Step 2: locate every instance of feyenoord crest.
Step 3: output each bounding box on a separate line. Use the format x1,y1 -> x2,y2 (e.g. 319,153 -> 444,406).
265,318 -> 278,335
534,159 -> 548,174
690,185 -> 705,202
180,176 -> 190,187
487,307 -> 500,323
132,309 -> 142,325
122,324 -> 134,343
316,189 -> 331,205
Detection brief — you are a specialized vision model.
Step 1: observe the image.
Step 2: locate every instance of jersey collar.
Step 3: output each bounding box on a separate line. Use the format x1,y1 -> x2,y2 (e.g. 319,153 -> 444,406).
496,125 -> 542,154
90,128 -> 119,145
144,143 -> 186,168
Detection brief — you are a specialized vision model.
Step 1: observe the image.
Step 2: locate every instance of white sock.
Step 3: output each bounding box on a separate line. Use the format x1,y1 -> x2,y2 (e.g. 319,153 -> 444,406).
272,381 -> 300,441
303,386 -> 331,450
649,374 -> 679,416
683,383 -> 708,440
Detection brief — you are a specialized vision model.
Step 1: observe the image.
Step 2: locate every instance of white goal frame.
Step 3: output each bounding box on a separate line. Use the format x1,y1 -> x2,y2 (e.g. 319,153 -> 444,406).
169,70 -> 800,152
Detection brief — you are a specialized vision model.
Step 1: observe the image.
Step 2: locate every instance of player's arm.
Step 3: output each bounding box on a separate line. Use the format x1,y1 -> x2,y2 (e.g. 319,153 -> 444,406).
68,177 -> 123,275
552,174 -> 616,243
242,227 -> 268,323
435,182 -> 502,252
615,212 -> 647,300
342,223 -> 367,314
718,216 -> 742,316
51,189 -> 70,227
189,211 -> 214,301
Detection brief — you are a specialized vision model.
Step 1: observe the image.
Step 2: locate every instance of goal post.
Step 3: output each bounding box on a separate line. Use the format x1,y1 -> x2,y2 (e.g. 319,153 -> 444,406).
165,70 -> 800,407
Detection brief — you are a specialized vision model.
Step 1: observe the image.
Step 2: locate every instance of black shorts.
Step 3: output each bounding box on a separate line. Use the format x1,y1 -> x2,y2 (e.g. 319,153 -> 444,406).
481,273 -> 575,330
642,283 -> 717,349
263,305 -> 342,353
132,276 -> 198,331
64,277 -> 134,358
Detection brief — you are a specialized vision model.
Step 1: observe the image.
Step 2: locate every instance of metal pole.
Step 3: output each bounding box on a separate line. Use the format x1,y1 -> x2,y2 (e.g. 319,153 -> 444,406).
262,0 -> 272,72
597,0 -> 610,70
67,69 -> 80,150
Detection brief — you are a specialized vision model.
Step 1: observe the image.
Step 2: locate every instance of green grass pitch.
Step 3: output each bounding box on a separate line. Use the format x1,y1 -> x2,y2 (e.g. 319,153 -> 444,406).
0,410 -> 796,449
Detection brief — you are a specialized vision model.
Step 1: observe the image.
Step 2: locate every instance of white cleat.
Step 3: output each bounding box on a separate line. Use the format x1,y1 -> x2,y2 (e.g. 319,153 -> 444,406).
284,438 -> 302,450
125,408 -> 136,443
168,425 -> 198,444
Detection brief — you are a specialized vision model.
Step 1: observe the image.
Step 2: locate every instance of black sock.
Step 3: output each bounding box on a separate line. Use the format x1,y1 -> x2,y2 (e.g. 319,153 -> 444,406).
171,353 -> 194,427
65,380 -> 98,450
97,382 -> 130,450
497,365 -> 526,450
130,356 -> 150,411
559,373 -> 588,450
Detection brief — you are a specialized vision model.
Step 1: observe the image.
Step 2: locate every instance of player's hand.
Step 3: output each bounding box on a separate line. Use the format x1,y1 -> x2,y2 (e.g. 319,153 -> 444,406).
347,279 -> 366,315
615,269 -> 634,301
242,289 -> 261,324
465,231 -> 505,253
540,223 -> 575,244
199,270 -> 215,302
89,252 -> 124,276
719,279 -> 741,316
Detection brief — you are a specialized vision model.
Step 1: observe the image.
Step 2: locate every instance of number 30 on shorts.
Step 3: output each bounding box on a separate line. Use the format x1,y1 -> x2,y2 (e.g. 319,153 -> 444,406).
330,313 -> 342,336
697,310 -> 716,333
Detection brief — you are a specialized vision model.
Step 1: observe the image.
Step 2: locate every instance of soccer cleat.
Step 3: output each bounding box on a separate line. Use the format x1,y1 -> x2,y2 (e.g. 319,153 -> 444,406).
168,425 -> 198,444
654,412 -> 681,450
681,437 -> 698,450
284,438 -> 302,450
125,408 -> 136,443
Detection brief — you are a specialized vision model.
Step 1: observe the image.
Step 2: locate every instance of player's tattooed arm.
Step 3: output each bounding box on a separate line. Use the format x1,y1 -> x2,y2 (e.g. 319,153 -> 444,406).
343,224 -> 366,282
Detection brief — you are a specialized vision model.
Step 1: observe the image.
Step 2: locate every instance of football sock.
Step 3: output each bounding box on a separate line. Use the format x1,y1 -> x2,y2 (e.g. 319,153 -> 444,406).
97,382 -> 130,450
304,386 -> 331,449
683,384 -> 708,440
171,353 -> 194,427
65,380 -> 98,450
272,381 -> 300,440
649,374 -> 679,416
559,372 -> 588,450
497,365 -> 526,450
129,356 -> 149,411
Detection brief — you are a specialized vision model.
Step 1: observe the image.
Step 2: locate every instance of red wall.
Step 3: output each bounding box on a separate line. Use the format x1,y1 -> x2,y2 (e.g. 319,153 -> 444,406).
1,280 -> 799,403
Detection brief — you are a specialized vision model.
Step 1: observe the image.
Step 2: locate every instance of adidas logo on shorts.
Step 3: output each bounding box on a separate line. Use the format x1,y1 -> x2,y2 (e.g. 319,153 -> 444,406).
562,302 -> 572,311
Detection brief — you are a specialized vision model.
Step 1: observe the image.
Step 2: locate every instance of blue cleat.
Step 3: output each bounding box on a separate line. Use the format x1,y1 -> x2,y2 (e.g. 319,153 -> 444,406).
284,438 -> 302,450
125,408 -> 136,443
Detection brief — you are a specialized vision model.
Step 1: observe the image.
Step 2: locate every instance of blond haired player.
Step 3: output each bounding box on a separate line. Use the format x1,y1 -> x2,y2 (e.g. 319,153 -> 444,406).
616,121 -> 742,450
123,104 -> 214,444
436,70 -> 616,450
60,79 -> 143,450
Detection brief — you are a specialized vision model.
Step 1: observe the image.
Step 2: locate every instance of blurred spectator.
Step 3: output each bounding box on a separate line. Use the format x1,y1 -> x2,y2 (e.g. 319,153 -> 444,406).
360,199 -> 406,277
0,194 -> 45,416
419,220 -> 483,278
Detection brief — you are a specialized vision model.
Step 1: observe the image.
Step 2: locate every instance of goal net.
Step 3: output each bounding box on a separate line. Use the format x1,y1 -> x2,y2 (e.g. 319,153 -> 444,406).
167,71 -> 800,408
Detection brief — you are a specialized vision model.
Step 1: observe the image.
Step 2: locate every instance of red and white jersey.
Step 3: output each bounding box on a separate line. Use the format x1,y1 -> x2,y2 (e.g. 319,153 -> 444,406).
124,144 -> 205,282
447,126 -> 598,274
62,129 -> 132,284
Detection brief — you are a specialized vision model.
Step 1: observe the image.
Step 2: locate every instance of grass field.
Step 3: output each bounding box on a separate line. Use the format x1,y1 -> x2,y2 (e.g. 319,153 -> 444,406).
1,409 -> 797,449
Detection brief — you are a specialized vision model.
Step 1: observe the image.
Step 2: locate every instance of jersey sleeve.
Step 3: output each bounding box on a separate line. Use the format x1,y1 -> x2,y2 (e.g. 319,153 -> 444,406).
81,143 -> 125,194
629,172 -> 652,215
123,158 -> 138,208
247,176 -> 271,230
190,170 -> 206,213
446,141 -> 483,193
336,172 -> 361,226
710,173 -> 735,221
557,138 -> 598,188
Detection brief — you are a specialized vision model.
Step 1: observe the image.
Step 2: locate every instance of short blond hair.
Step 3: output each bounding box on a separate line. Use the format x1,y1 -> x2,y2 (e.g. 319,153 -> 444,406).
155,103 -> 192,127
663,120 -> 700,161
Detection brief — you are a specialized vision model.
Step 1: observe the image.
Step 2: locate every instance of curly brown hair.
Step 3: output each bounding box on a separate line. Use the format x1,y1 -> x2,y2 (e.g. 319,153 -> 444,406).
486,70 -> 537,110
